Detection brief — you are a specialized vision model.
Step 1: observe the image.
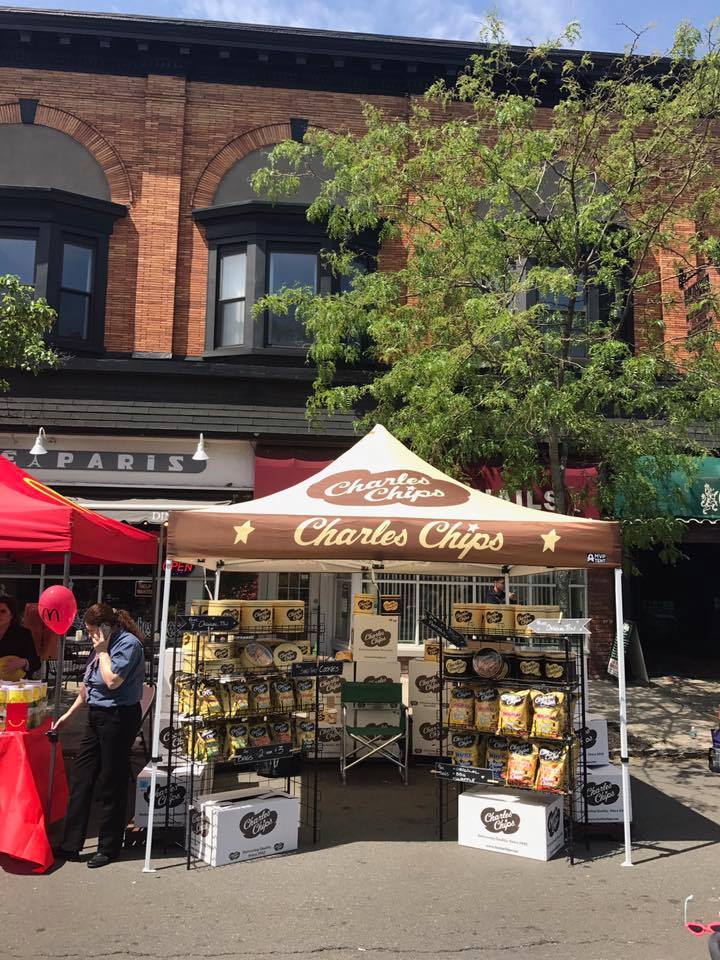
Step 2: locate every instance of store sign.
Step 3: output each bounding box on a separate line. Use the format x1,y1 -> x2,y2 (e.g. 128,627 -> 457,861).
0,434 -> 254,490
135,580 -> 154,598
308,469 -> 470,507
471,466 -> 599,519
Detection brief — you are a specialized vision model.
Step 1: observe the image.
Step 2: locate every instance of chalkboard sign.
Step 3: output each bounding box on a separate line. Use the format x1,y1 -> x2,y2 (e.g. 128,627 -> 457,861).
434,762 -> 490,785
179,615 -> 238,632
421,610 -> 466,648
231,743 -> 296,764
291,661 -> 344,677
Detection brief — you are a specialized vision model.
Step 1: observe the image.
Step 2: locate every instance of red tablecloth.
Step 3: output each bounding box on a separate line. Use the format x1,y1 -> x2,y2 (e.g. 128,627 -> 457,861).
0,719 -> 68,873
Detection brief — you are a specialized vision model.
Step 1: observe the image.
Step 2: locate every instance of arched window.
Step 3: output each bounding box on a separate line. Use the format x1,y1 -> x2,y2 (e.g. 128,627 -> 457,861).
194,146 -> 373,355
0,124 -> 126,351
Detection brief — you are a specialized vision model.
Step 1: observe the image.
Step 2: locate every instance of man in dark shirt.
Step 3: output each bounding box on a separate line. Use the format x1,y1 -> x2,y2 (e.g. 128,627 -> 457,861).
483,577 -> 517,605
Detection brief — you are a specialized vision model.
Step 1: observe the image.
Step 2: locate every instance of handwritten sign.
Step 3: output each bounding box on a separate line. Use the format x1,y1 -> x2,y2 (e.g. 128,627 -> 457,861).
421,610 -> 466,648
291,661 -> 344,677
434,762 -> 493,786
231,743 -> 296,764
179,615 -> 238,632
529,618 -> 590,636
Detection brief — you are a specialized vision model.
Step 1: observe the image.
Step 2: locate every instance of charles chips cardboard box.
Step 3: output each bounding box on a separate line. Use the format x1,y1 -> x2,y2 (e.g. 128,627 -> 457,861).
575,715 -> 609,767
354,659 -> 401,685
411,705 -> 446,757
134,762 -> 212,827
316,723 -> 343,758
458,786 -> 565,862
408,658 -> 441,706
574,763 -> 631,823
350,614 -> 398,660
190,790 -> 299,867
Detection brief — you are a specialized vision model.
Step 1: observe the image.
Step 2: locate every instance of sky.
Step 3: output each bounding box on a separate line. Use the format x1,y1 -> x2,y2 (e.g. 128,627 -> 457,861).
9,0 -> 720,54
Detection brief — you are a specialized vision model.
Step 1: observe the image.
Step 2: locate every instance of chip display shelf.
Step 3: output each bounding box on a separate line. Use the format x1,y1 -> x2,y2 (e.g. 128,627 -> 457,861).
433,625 -> 589,864
159,610 -> 327,869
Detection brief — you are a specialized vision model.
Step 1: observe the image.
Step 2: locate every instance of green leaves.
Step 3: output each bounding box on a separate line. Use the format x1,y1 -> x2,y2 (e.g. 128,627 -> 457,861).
0,275 -> 59,392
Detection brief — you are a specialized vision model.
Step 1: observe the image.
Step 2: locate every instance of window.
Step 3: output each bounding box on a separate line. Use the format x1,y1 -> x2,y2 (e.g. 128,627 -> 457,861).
267,249 -> 318,347
537,278 -> 588,360
0,187 -> 126,352
0,233 -> 37,285
58,241 -> 94,339
216,247 -> 247,347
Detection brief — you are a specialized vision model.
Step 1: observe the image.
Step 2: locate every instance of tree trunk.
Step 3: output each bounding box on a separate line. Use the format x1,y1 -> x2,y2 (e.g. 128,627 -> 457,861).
548,430 -> 571,615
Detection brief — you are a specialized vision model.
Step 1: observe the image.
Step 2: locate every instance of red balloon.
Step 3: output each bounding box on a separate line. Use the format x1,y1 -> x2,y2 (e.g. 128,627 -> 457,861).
38,586 -> 78,635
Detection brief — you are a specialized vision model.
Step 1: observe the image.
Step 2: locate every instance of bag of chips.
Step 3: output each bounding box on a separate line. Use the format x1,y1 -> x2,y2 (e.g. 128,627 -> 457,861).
195,726 -> 221,761
294,677 -> 316,710
535,746 -> 568,793
270,718 -> 293,744
505,741 -> 539,788
225,722 -> 249,756
450,731 -> 483,767
272,678 -> 296,712
248,722 -> 271,747
486,736 -> 510,780
223,679 -> 249,717
248,680 -> 271,713
531,691 -> 566,740
497,690 -> 532,738
294,716 -> 316,749
474,687 -> 499,733
175,675 -> 196,715
197,682 -> 224,719
448,686 -> 475,727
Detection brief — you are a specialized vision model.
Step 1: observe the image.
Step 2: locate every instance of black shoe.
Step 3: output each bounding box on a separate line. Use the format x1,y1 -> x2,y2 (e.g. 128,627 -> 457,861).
54,848 -> 81,862
87,852 -> 116,869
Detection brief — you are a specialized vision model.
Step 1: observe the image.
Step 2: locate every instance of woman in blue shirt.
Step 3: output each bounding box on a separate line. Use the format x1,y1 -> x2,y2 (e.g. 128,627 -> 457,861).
54,603 -> 145,868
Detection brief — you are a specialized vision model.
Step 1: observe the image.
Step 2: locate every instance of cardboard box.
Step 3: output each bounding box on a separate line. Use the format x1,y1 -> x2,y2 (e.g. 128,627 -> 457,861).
408,658 -> 440,706
156,711 -> 188,763
354,660 -> 401,685
351,614 -> 398,660
458,786 -> 565,862
190,791 -> 299,867
574,763 -> 631,823
316,724 -> 343,757
411,704 -> 446,756
575,715 -> 609,766
134,762 -> 212,827
343,706 -> 402,760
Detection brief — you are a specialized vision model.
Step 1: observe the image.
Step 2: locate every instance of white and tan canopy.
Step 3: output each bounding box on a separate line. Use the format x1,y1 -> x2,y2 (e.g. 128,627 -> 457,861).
167,425 -> 621,575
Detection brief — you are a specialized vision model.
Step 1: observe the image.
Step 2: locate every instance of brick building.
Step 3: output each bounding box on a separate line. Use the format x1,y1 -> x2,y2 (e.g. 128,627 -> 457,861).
0,8 -> 713,672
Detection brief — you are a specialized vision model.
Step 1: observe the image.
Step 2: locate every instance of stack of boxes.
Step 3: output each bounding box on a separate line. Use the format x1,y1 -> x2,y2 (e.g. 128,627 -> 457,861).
575,714 -> 630,825
347,611 -> 401,760
408,643 -> 444,758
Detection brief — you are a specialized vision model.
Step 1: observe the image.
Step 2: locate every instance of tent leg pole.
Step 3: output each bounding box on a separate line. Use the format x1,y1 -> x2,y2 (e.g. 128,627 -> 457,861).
143,559 -> 173,874
614,567 -> 633,867
213,564 -> 221,600
152,525 -> 166,636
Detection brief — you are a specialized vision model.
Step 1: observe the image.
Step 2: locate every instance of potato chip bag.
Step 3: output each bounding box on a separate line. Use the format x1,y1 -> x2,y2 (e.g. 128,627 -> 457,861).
248,722 -> 271,747
447,686 -> 475,727
535,746 -> 568,793
270,718 -> 293,744
531,691 -> 566,740
248,680 -> 271,713
197,682 -> 224,719
295,716 -> 316,749
497,690 -> 532,738
505,741 -> 539,788
224,679 -> 249,716
226,722 -> 249,756
294,677 -> 316,710
195,726 -> 221,761
485,736 -> 510,780
474,687 -> 499,733
450,731 -> 483,767
272,677 -> 296,712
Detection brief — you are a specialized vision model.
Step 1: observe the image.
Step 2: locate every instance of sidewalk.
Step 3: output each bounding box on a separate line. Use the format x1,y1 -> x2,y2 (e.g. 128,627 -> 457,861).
590,676 -> 718,757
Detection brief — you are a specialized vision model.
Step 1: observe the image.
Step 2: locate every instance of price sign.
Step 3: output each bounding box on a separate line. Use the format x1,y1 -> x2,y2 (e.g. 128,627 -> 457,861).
434,762 -> 491,785
291,661 -> 344,677
232,743 -> 296,763
421,610 -> 466,648
180,615 -> 237,632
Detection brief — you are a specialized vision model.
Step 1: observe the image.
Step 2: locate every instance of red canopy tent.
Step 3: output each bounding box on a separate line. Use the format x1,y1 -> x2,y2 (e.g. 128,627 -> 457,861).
0,454 -> 157,565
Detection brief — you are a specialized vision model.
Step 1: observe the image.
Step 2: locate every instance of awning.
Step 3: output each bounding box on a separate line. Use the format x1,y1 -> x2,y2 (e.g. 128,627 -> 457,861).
616,456 -> 720,520
72,497 -> 228,524
254,446 -> 343,499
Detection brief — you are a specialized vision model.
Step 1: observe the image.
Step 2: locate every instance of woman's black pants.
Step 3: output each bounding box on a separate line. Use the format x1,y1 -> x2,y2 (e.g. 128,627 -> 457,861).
62,703 -> 142,856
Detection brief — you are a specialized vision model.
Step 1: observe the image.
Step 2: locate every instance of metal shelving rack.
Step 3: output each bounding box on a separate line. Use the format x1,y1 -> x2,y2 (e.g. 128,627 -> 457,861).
159,608 -> 326,869
431,616 -> 589,864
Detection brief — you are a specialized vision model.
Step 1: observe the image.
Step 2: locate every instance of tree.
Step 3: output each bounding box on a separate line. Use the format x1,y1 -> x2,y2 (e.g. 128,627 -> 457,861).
0,275 -> 59,392
254,19 -> 720,567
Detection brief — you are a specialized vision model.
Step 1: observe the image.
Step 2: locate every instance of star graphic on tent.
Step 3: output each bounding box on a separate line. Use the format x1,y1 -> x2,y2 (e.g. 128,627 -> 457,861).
467,523 -> 479,532
541,528 -> 561,552
233,521 -> 255,544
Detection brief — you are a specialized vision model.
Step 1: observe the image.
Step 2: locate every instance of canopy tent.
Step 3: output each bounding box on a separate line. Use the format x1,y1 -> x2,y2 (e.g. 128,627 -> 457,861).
0,455 -> 158,565
168,425 -> 621,574
147,426 -> 631,871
